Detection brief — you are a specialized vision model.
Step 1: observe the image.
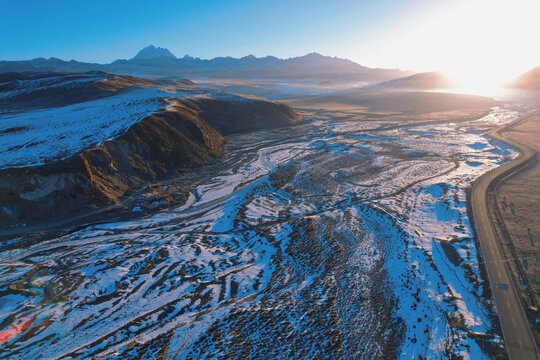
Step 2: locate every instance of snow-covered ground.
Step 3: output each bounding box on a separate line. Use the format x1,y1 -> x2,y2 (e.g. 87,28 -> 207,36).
0,106 -> 522,359
0,87 -> 198,169
0,74 -> 275,170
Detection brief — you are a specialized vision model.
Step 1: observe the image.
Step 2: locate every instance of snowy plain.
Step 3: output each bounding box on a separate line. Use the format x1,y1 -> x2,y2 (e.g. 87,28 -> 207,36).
0,106 -> 521,359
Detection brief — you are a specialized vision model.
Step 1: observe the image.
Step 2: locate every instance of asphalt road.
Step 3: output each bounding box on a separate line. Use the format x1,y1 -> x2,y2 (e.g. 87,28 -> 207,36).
471,110 -> 539,360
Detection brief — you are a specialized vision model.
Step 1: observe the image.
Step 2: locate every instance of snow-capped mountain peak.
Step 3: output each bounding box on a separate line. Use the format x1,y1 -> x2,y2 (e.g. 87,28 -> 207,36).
133,45 -> 177,60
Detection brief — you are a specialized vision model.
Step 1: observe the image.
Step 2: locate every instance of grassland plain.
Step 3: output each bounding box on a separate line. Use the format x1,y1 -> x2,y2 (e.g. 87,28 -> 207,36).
490,110 -> 540,347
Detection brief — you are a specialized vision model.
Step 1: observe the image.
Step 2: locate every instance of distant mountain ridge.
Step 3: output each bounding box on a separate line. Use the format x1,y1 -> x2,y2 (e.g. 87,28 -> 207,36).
506,66 -> 540,91
0,45 -> 412,83
366,72 -> 456,91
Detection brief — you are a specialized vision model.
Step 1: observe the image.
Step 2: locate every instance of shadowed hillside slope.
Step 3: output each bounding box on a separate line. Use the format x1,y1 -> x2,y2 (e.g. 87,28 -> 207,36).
0,72 -> 304,228
0,71 -> 195,114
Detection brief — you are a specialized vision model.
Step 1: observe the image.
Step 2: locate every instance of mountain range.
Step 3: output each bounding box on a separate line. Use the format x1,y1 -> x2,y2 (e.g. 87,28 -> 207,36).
1,45 -> 538,91
365,72 -> 456,91
0,45 -> 412,83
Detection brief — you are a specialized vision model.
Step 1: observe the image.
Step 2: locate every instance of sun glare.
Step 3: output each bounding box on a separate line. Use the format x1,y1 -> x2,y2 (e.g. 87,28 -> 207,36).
359,0 -> 540,94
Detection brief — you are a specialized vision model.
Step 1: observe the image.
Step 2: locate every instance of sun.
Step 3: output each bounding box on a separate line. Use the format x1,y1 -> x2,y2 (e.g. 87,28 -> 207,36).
359,0 -> 540,95
426,0 -> 540,94
445,67 -> 513,96
429,0 -> 540,93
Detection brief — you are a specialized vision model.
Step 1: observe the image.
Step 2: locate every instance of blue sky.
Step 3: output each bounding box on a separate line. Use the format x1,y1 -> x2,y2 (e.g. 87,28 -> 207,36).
1,0 -> 539,81
0,0 -> 432,64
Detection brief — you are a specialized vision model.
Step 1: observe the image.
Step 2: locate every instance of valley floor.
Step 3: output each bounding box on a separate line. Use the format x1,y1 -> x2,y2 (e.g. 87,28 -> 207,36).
0,106 -> 524,359
490,111 -> 540,349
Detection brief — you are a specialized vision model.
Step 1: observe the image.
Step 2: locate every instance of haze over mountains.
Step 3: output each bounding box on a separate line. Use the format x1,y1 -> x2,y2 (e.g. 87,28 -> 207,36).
506,66 -> 540,91
0,45 -> 412,83
2,45 -> 537,92
366,72 -> 456,91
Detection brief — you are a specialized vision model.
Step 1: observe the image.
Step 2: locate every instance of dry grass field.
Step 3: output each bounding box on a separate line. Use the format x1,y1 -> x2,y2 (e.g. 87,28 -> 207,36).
493,112 -> 540,320
287,91 -> 496,123
197,79 -> 499,122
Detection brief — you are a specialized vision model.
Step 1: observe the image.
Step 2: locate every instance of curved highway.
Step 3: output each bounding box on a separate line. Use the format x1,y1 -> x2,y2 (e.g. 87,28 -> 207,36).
471,110 -> 539,360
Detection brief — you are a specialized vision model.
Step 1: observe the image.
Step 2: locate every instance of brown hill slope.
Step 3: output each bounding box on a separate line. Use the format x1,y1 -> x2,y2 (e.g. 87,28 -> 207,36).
366,72 -> 456,91
0,88 -> 303,229
506,66 -> 540,91
0,71 -> 195,114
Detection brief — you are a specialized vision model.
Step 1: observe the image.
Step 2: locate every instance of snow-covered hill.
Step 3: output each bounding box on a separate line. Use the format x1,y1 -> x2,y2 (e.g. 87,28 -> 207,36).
0,72 -> 201,168
0,71 -> 304,228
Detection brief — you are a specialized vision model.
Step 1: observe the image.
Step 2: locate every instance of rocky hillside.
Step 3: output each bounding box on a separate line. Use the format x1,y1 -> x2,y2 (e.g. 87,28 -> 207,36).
0,72 -> 304,228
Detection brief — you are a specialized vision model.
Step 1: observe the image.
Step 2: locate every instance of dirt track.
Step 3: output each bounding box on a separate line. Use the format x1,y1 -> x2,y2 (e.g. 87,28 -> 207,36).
471,109 -> 540,359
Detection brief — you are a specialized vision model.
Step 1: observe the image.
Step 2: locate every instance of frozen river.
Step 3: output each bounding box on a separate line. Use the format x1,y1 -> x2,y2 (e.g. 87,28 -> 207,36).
0,107 -> 521,359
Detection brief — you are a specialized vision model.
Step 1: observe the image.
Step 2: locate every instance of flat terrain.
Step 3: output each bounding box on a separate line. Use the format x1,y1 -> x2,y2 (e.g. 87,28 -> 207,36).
199,79 -> 499,122
492,112 -> 540,345
471,109 -> 540,359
